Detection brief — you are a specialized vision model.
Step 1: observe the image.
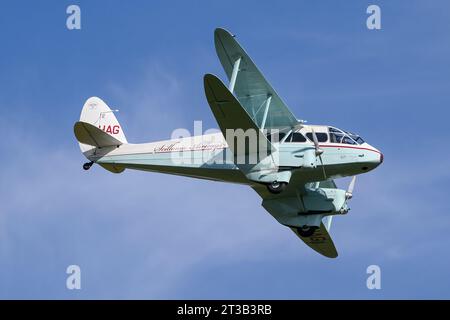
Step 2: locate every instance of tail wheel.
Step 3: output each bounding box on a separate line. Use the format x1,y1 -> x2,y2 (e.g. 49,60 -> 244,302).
297,226 -> 318,238
83,161 -> 94,170
267,181 -> 288,194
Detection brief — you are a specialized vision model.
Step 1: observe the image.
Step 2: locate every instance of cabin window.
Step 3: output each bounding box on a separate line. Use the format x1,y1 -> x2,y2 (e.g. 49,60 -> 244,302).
347,133 -> 365,144
329,127 -> 364,145
341,136 -> 357,145
266,131 -> 286,143
329,127 -> 344,143
355,137 -> 365,144
306,132 -> 328,142
284,132 -> 307,143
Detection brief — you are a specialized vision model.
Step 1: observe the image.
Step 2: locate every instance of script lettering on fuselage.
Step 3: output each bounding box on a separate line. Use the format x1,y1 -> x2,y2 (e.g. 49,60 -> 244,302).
153,141 -> 227,153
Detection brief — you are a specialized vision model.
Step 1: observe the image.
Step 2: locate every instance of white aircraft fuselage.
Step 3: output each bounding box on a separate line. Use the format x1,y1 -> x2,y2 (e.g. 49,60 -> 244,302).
85,125 -> 382,186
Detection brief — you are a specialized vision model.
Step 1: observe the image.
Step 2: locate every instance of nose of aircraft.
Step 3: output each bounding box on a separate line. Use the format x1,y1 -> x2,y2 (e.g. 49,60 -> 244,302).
371,145 -> 383,167
362,143 -> 383,168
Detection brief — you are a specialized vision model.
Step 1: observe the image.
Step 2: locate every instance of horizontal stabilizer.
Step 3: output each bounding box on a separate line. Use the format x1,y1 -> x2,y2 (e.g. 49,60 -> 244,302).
99,163 -> 125,174
74,121 -> 123,148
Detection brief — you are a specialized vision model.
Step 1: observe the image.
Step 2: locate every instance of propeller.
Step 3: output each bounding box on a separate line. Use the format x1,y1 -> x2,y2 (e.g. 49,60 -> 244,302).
311,128 -> 326,179
324,215 -> 333,232
311,128 -> 323,156
345,176 -> 356,200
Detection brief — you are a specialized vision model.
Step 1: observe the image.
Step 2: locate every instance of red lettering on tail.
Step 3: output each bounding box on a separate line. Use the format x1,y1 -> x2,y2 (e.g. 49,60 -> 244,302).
98,125 -> 120,135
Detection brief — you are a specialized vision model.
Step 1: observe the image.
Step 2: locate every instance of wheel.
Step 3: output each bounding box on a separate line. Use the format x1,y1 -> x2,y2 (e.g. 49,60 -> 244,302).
297,226 -> 318,237
267,181 -> 288,194
83,162 -> 93,170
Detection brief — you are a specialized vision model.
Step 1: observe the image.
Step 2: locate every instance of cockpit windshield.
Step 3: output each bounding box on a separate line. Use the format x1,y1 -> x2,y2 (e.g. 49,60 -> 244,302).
329,127 -> 365,145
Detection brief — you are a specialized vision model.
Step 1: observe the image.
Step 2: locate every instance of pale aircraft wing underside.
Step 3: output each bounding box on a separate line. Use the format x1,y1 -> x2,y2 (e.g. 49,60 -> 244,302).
214,28 -> 299,130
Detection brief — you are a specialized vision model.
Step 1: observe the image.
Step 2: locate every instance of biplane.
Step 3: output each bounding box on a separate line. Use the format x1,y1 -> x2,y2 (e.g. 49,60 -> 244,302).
74,28 -> 383,258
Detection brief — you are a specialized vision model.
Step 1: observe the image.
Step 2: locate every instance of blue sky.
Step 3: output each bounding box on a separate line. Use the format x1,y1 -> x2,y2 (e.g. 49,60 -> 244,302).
0,0 -> 450,299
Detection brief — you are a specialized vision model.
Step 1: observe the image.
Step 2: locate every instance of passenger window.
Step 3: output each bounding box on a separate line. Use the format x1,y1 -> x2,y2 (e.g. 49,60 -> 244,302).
330,132 -> 344,143
291,132 -> 307,142
306,132 -> 328,142
266,132 -> 286,142
284,132 -> 293,142
284,132 -> 307,143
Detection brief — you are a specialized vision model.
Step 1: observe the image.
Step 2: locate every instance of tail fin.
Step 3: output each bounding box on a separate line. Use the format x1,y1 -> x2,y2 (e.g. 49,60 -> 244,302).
74,97 -> 127,174
74,97 -> 127,152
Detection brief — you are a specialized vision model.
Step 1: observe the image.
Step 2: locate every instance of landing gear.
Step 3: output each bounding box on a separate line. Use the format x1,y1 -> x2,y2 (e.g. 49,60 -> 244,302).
83,161 -> 94,171
297,225 -> 318,238
267,181 -> 288,194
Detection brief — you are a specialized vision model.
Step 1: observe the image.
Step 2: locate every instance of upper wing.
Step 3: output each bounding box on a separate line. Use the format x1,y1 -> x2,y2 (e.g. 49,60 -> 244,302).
214,28 -> 299,130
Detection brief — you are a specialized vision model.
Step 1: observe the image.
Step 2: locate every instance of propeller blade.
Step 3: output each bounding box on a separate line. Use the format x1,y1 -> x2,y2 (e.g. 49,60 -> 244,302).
311,128 -> 319,148
345,176 -> 356,199
310,128 -> 326,178
311,128 -> 323,156
324,215 -> 333,231
318,155 -> 327,179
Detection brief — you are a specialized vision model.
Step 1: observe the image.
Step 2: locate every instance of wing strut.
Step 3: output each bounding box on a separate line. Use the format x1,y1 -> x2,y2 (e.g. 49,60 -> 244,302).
228,56 -> 241,92
260,95 -> 272,130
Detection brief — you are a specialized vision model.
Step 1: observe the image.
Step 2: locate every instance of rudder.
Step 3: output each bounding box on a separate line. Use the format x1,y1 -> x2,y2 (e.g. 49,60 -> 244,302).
77,97 -> 127,152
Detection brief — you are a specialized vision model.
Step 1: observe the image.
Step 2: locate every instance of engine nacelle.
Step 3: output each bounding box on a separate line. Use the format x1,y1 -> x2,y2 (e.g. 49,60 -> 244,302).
245,170 -> 292,185
301,149 -> 317,169
262,186 -> 348,228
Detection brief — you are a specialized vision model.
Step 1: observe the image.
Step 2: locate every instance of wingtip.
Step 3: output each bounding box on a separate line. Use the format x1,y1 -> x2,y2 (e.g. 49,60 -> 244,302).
325,252 -> 339,259
203,73 -> 221,84
214,27 -> 234,39
203,73 -> 212,85
203,74 -> 218,100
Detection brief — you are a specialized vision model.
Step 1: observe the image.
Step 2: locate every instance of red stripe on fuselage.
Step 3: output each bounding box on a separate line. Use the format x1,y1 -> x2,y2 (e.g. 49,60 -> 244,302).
319,144 -> 381,154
